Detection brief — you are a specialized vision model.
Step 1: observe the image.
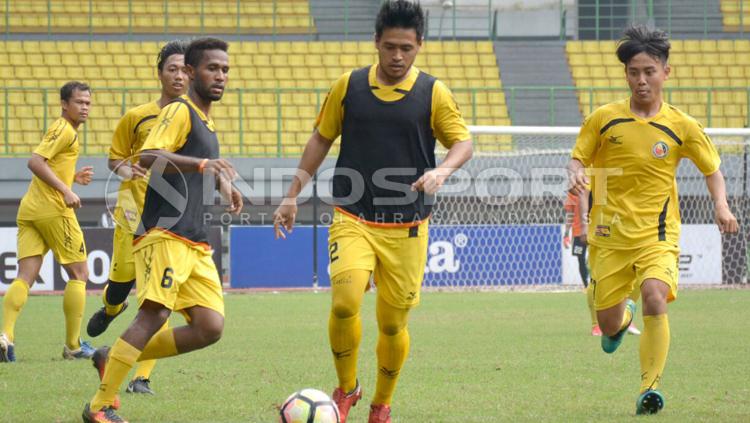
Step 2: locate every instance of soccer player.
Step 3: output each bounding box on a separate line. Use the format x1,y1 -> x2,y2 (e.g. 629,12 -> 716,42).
273,2 -> 472,422
564,189 -> 641,337
0,81 -> 95,363
82,37 -> 242,423
563,188 -> 600,335
568,25 -> 739,414
85,40 -> 188,395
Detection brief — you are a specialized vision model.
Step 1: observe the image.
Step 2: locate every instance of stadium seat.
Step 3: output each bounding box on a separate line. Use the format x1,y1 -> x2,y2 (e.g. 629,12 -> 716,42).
0,40 -> 507,156
2,0 -> 314,34
566,40 -> 750,127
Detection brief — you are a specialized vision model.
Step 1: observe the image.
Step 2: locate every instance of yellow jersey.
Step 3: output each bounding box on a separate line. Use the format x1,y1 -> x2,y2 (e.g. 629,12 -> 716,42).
572,99 -> 721,249
142,95 -> 215,152
18,117 -> 80,220
109,101 -> 162,232
315,64 -> 470,148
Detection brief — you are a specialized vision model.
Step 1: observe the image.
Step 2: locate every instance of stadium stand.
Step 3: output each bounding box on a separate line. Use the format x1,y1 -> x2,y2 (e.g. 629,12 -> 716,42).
0,0 -> 313,34
720,0 -> 750,32
0,40 -> 507,156
566,39 -> 750,128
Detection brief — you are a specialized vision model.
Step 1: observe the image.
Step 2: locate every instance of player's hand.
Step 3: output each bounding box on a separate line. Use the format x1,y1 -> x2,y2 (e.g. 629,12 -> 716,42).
715,203 -> 739,234
130,162 -> 148,179
74,166 -> 93,185
63,189 -> 81,209
203,159 -> 238,182
563,235 -> 571,248
580,232 -> 588,245
225,187 -> 244,215
567,164 -> 589,196
412,169 -> 448,195
273,198 -> 297,240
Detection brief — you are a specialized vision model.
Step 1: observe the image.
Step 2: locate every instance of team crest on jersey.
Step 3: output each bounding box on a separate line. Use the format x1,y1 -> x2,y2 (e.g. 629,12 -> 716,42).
595,225 -> 611,237
652,141 -> 669,159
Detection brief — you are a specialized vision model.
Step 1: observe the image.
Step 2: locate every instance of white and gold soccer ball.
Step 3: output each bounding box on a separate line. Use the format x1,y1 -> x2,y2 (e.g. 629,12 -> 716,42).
279,389 -> 340,423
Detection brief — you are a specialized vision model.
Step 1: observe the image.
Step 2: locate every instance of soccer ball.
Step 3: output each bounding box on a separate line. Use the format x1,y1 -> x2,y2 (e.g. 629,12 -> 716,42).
279,389 -> 340,423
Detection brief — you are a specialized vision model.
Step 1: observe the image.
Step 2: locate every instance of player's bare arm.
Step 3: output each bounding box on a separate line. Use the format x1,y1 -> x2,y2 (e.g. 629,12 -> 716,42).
566,158 -> 589,196
705,170 -> 739,234
273,129 -> 333,239
108,158 -> 147,180
139,149 -> 237,181
28,153 -> 82,208
411,139 -> 472,195
74,166 -> 94,185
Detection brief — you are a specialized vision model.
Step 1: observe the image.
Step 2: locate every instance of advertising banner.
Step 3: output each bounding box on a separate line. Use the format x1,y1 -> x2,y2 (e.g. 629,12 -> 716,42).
0,227 -> 222,292
230,225 -> 562,288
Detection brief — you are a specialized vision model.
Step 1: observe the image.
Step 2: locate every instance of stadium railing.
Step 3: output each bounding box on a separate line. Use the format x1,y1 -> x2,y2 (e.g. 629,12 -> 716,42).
1,85 -> 748,157
577,0 -> 747,39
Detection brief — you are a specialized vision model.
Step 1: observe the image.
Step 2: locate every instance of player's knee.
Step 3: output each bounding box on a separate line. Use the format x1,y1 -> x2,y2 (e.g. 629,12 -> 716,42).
65,263 -> 89,282
331,300 -> 359,320
196,319 -> 223,347
378,321 -> 406,336
641,289 -> 667,314
135,301 -> 171,333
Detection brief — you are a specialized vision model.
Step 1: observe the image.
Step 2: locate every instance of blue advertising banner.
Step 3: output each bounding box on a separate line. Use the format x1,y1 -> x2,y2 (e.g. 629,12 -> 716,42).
230,226 -> 330,288
229,225 -> 562,288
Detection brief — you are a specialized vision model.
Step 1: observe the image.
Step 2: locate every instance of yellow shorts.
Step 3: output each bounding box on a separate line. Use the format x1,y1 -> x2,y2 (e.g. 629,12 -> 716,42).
17,215 -> 87,264
134,237 -> 224,316
329,210 -> 429,309
109,223 -> 136,283
589,243 -> 679,311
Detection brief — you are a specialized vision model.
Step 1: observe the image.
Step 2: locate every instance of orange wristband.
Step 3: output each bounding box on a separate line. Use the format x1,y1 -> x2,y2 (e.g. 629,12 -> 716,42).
197,159 -> 208,174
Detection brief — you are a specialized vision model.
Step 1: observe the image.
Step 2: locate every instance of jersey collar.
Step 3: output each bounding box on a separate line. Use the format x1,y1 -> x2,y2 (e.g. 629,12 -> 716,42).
625,97 -> 667,122
368,64 -> 420,94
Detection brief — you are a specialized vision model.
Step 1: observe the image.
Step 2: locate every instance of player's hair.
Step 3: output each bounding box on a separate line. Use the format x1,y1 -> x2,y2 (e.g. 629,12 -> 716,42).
375,0 -> 425,41
157,40 -> 188,72
185,37 -> 229,68
616,24 -> 670,66
60,81 -> 90,101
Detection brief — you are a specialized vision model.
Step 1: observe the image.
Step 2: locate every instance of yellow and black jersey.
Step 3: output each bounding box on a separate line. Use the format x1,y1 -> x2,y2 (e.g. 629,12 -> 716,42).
135,95 -> 219,250
316,65 -> 470,147
18,117 -> 80,220
572,98 -> 721,249
316,65 -> 470,226
109,101 -> 162,232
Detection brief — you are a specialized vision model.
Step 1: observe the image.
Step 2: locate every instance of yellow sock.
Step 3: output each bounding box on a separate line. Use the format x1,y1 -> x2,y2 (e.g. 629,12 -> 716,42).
618,302 -> 633,332
372,296 -> 410,406
133,322 -> 168,378
138,326 -> 178,361
91,337 -> 140,410
640,314 -> 670,392
2,279 -> 30,342
102,284 -> 124,317
629,282 -> 641,303
63,279 -> 86,349
328,312 -> 362,393
372,326 -> 410,405
586,283 -> 597,327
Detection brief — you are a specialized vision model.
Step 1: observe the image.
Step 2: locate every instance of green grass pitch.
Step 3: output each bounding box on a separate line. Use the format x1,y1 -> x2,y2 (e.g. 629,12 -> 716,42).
0,289 -> 748,422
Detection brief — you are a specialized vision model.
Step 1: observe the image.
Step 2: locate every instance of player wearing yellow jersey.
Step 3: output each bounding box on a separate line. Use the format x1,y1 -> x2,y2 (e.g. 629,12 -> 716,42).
564,188 -> 641,336
0,82 -> 95,363
568,25 -> 739,415
85,40 -> 188,396
83,38 -> 242,423
273,2 -> 472,422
